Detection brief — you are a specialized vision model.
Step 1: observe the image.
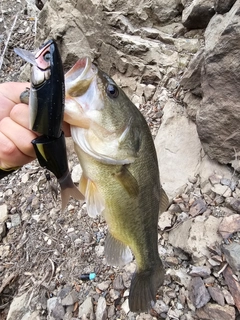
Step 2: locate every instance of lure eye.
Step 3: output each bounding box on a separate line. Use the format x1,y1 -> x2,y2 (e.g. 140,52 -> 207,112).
106,83 -> 119,98
43,51 -> 51,62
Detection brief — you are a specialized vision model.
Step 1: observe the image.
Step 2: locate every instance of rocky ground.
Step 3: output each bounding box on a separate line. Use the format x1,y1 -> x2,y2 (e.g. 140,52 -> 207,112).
1,1 -> 240,320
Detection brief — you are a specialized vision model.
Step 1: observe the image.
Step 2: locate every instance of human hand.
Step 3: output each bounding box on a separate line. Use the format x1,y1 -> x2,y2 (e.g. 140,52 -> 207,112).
0,82 -> 71,170
0,82 -> 37,169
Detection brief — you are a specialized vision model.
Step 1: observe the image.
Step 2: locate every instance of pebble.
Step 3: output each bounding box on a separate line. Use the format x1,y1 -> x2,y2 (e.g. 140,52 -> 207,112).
61,289 -> 78,306
78,296 -> 94,319
113,274 -> 125,290
10,214 -> 21,227
211,184 -> 232,197
158,211 -> 173,230
97,280 -> 111,291
222,242 -> 240,273
222,289 -> 235,305
189,277 -> 211,308
96,296 -> 107,320
189,265 -> 211,278
0,204 -> 8,223
165,256 -> 179,266
208,286 -> 225,306
121,298 -> 130,314
47,297 -> 65,319
0,223 -> 7,240
109,289 -> 120,300
196,303 -> 235,320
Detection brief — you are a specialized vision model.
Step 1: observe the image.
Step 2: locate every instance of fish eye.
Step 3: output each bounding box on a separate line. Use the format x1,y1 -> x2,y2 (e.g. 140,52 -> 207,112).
106,83 -> 119,98
43,51 -> 51,62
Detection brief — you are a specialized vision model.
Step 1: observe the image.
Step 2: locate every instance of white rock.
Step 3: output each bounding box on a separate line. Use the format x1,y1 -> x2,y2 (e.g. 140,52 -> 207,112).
71,164 -> 83,184
0,204 -> 8,223
21,172 -> 29,183
121,298 -> 130,314
158,211 -> 173,230
155,100 -> 202,200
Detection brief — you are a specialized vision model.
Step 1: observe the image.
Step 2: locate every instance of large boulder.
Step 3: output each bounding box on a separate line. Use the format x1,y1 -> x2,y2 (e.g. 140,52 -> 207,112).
196,0 -> 240,171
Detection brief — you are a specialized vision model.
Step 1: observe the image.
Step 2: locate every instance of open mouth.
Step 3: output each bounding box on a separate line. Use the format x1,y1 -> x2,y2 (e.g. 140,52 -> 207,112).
65,57 -> 97,97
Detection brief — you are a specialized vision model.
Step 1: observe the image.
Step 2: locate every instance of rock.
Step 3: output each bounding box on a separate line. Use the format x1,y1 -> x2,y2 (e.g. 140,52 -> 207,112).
189,277 -> 211,308
158,211 -> 173,230
222,242 -> 240,274
214,0 -> 237,13
121,298 -> 130,314
196,0 -> 240,169
189,198 -> 207,217
182,0 -> 215,29
189,266 -> 211,278
165,256 -> 179,267
47,297 -> 65,319
96,296 -> 107,320
180,48 -> 204,95
97,280 -> 111,291
0,204 -> 8,223
78,297 -> 94,319
61,289 -> 78,306
229,198 -> 240,213
113,275 -> 125,290
208,286 -> 225,306
7,292 -> 28,320
155,100 -> 202,200
109,289 -> 120,300
166,268 -> 191,288
196,303 -> 235,320
183,92 -> 202,121
153,300 -> 169,314
218,214 -> 240,239
10,214 -> 21,227
223,266 -> 240,312
211,184 -> 232,198
169,215 -> 222,263
71,164 -> 82,184
222,289 -> 235,305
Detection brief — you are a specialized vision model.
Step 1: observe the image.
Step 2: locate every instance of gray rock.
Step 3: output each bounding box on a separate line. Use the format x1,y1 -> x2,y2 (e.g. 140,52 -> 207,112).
214,0 -> 236,13
169,215 -> 222,263
113,275 -> 125,290
222,289 -> 235,305
208,286 -> 225,306
158,211 -> 173,230
97,280 -> 111,291
78,297 -> 94,319
222,242 -> 240,273
189,277 -> 211,308
155,100 -> 202,201
189,266 -> 211,278
182,0 -> 215,29
96,296 -> 107,320
61,290 -> 78,306
7,292 -> 28,320
196,303 -> 235,320
196,0 -> 240,169
47,297 -> 65,319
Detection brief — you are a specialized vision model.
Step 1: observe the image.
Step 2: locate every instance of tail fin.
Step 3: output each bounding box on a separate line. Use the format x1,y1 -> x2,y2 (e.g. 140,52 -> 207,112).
128,260 -> 164,313
59,171 -> 84,210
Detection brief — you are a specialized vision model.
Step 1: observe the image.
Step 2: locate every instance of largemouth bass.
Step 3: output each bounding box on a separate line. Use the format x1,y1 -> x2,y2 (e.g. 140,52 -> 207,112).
14,40 -> 84,210
64,57 -> 169,312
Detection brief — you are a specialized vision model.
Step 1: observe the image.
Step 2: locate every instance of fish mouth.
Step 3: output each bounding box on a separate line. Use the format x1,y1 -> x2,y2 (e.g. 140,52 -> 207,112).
65,57 -> 97,97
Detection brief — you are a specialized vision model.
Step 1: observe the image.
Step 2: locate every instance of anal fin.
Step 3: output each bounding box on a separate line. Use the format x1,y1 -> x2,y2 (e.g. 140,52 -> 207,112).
105,232 -> 133,267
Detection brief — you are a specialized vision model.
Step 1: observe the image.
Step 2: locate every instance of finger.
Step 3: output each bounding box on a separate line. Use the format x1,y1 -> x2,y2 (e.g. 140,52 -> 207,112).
0,131 -> 35,169
0,117 -> 37,159
0,82 -> 29,105
10,103 -> 30,129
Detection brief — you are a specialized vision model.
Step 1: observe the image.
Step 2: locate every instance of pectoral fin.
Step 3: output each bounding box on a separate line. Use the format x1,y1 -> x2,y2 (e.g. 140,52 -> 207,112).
79,175 -> 105,218
105,232 -> 133,267
113,165 -> 139,197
